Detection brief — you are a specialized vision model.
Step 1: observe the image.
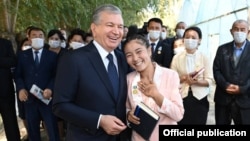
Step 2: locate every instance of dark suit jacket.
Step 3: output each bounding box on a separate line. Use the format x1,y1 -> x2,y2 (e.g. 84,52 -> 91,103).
53,42 -> 129,141
0,38 -> 16,97
213,40 -> 250,108
14,48 -> 57,102
152,40 -> 173,68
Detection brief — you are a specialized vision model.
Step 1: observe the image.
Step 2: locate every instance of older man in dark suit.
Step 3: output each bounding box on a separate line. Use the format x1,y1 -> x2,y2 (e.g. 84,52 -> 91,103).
53,4 -> 129,141
213,19 -> 250,125
14,27 -> 60,141
0,37 -> 20,141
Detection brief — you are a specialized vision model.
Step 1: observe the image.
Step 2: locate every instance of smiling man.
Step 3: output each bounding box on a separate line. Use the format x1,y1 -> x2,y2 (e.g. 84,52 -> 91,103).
53,4 -> 130,141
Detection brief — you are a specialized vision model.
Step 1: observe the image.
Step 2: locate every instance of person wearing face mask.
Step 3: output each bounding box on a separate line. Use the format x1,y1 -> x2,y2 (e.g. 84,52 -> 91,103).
47,29 -> 68,140
173,38 -> 185,55
147,17 -> 173,68
48,29 -> 68,59
67,28 -> 85,50
14,27 -> 60,141
213,19 -> 250,125
164,21 -> 187,55
160,25 -> 168,40
171,26 -> 213,125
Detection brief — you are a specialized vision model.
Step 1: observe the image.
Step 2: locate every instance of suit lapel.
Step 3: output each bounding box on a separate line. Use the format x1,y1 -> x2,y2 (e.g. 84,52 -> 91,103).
228,42 -> 236,69
236,40 -> 250,67
86,44 -> 117,102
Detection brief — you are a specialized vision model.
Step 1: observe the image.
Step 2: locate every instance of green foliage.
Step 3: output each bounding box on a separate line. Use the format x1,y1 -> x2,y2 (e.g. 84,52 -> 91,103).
10,0 -> 159,33
2,0 -> 183,40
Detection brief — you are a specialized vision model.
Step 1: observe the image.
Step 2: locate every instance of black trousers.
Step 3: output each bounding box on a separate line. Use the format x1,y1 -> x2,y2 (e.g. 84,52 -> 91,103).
215,99 -> 250,125
178,90 -> 209,125
0,95 -> 21,141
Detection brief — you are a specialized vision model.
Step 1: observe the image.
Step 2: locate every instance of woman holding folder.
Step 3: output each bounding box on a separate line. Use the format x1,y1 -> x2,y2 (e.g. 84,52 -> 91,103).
123,34 -> 184,141
171,26 -> 213,124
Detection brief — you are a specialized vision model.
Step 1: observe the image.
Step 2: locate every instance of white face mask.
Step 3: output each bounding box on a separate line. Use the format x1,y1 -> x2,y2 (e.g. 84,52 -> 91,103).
176,29 -> 185,38
49,40 -> 61,48
70,42 -> 84,50
161,32 -> 167,39
174,46 -> 185,54
184,39 -> 198,50
233,32 -> 247,43
31,38 -> 44,49
60,41 -> 66,48
148,30 -> 161,40
22,45 -> 31,51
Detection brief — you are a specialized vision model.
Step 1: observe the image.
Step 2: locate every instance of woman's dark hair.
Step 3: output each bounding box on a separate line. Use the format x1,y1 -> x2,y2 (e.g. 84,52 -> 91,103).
183,26 -> 202,39
16,38 -> 29,54
67,28 -> 86,43
123,34 -> 150,52
47,29 -> 65,41
126,25 -> 138,39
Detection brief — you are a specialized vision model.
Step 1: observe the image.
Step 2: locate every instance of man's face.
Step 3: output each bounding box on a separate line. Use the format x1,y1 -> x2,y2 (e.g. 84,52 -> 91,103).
147,21 -> 162,32
91,11 -> 124,52
28,30 -> 44,40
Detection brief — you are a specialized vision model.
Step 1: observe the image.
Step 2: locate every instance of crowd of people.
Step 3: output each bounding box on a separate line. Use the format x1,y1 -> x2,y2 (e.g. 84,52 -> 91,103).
0,3 -> 250,141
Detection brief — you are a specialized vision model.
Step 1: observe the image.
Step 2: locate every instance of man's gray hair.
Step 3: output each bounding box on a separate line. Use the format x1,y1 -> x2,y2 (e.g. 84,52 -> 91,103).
92,4 -> 122,24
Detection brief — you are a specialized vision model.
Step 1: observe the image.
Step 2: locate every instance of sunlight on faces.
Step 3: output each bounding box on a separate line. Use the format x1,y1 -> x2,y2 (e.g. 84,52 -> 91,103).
124,40 -> 152,72
91,12 -> 124,52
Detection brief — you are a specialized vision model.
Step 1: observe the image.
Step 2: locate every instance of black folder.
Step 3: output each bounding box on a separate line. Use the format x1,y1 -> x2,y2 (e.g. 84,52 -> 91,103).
130,102 -> 160,140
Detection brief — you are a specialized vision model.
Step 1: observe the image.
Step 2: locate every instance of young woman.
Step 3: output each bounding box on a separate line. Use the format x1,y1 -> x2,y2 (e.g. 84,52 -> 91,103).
124,34 -> 184,141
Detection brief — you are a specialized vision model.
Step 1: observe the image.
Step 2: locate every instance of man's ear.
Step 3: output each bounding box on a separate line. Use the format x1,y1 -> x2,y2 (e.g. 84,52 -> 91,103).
90,23 -> 96,38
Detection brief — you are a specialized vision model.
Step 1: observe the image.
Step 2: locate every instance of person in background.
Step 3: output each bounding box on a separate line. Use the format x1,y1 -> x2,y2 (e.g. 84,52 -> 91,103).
173,38 -> 185,55
16,38 -> 31,53
164,21 -> 187,51
0,37 -> 21,141
67,28 -> 85,50
147,17 -> 173,68
48,29 -> 68,58
171,26 -> 213,124
213,19 -> 250,125
83,32 -> 94,45
53,4 -> 130,141
47,29 -> 68,140
122,26 -> 128,41
15,37 -> 32,141
124,34 -> 184,141
14,27 -> 60,141
160,25 -> 168,40
59,29 -> 67,48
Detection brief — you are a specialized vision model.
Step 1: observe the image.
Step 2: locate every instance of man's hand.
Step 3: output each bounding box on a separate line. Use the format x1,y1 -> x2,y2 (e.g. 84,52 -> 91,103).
43,88 -> 52,99
226,84 -> 240,94
19,89 -> 28,102
100,115 -> 127,135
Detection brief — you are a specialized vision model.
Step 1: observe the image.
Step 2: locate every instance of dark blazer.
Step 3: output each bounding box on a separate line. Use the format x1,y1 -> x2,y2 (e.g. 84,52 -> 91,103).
213,40 -> 250,108
14,47 -> 59,141
53,42 -> 129,141
15,48 -> 57,101
0,38 -> 21,141
152,40 -> 173,68
0,38 -> 16,97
